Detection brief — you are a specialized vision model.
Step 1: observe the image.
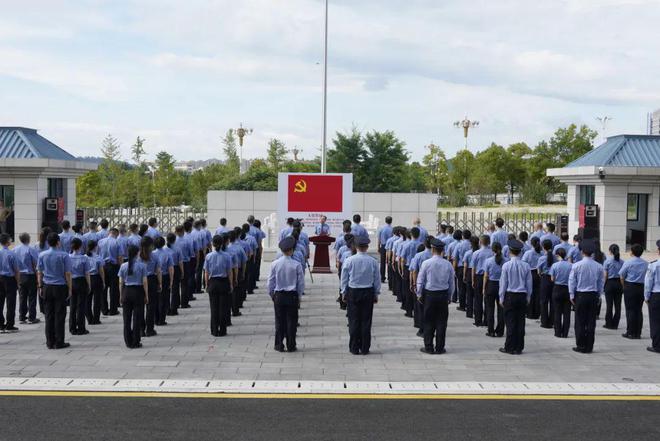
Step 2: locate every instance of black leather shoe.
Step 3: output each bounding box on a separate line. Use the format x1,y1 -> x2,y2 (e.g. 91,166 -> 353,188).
274,345 -> 285,352
350,350 -> 360,355
435,348 -> 446,354
5,326 -> 18,332
647,347 -> 660,353
55,342 -> 71,349
485,332 -> 495,337
287,347 -> 297,353
416,330 -> 423,337
498,347 -> 512,354
572,347 -> 584,353
145,330 -> 157,337
419,347 -> 434,354
78,329 -> 90,335
622,333 -> 633,339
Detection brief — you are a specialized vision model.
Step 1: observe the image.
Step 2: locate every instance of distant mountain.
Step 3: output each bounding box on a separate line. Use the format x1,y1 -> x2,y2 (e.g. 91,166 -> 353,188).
77,156 -> 105,164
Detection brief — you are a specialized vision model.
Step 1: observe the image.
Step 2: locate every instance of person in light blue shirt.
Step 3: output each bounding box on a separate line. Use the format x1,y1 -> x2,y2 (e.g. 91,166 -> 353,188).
549,248 -> 572,338
537,239 -> 555,329
522,236 -> 543,320
85,240 -> 105,325
603,244 -> 624,330
568,235 -> 583,263
99,228 -> 123,316
215,218 -> 230,236
175,225 -> 193,309
278,217 -> 295,242
118,245 -> 148,349
530,223 -> 544,242
145,217 -> 161,239
58,220 -> 74,254
165,232 -> 184,316
350,214 -> 369,242
384,227 -> 400,294
416,239 -> 454,354
452,230 -> 472,311
441,226 -> 455,247
36,233 -> 72,349
401,228 -> 421,321
153,236 -> 174,326
341,236 -> 380,355
463,236 -> 479,320
377,216 -> 393,284
15,233 -> 40,324
140,236 -> 162,338
568,239 -> 604,353
412,218 -> 427,243
96,219 -> 110,241
69,238 -> 91,336
620,243 -> 649,340
227,229 -> 247,317
490,218 -> 509,248
268,236 -> 305,352
410,240 -> 432,335
127,224 -> 142,250
315,215 -> 331,236
0,233 -> 20,331
498,239 -> 532,355
471,235 -> 493,327
645,240 -> 660,353
553,232 -> 572,256
204,234 -> 234,337
540,223 -> 561,248
334,221 -> 351,255
483,242 -> 508,338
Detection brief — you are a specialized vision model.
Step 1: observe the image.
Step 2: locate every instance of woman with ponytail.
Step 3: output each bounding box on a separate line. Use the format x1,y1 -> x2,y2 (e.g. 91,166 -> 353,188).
537,239 -> 555,329
549,248 -> 572,338
483,241 -> 507,337
463,236 -> 480,320
603,243 -> 624,329
85,240 -> 106,325
118,245 -> 147,348
204,234 -> 233,336
69,237 -> 91,336
166,233 -> 184,316
153,236 -> 173,326
522,236 -> 543,319
139,236 -> 161,337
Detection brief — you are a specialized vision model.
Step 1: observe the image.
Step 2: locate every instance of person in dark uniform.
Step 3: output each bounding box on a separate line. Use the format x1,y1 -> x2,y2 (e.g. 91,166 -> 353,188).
85,240 -> 105,325
523,236 -> 542,319
166,233 -> 184,316
471,234 -> 493,327
153,236 -> 173,326
252,219 -> 266,283
175,225 -> 192,309
268,236 -> 304,352
645,240 -> 660,353
537,239 -> 555,329
15,233 -> 40,325
568,239 -> 604,353
68,238 -> 91,335
140,236 -> 161,337
204,234 -> 233,337
549,248 -> 571,338
37,233 -> 72,349
619,243 -> 648,340
483,241 -> 507,338
0,233 -> 20,332
118,245 -> 148,349
452,229 -> 471,312
498,239 -> 532,355
603,244 -> 623,329
416,238 -> 454,354
99,228 -> 123,316
340,236 -> 380,355
463,236 -> 479,319
377,216 -> 393,283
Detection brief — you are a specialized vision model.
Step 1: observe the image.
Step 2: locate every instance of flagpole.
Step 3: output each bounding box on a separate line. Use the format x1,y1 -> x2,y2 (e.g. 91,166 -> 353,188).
321,0 -> 328,174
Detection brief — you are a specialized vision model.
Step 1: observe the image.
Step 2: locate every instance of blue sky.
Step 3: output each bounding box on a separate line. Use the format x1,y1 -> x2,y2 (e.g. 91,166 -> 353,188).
1,0 -> 659,162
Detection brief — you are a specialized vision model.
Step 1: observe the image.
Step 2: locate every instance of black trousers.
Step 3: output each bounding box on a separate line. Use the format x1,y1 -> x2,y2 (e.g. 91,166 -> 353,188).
195,253 -> 204,294
552,284 -> 571,338
387,260 -> 393,291
391,264 -> 401,301
403,267 -> 413,316
575,292 -> 598,352
249,256 -> 258,291
503,292 -> 527,353
0,276 -> 18,328
473,275 -> 485,325
103,262 -> 119,315
379,246 -> 387,282
144,275 -> 158,333
122,285 -> 144,348
451,266 -> 458,302
604,279 -> 623,329
485,280 -> 504,336
18,273 -> 37,322
181,260 -> 192,306
465,268 -> 474,318
527,270 -> 540,319
246,257 -> 255,293
158,274 -> 170,325
624,282 -> 644,337
192,256 -> 201,295
346,288 -> 375,354
539,274 -> 554,327
255,247 -> 263,282
232,270 -> 244,314
43,284 -> 68,348
208,277 -> 230,335
69,278 -> 88,333
170,266 -> 182,313
414,287 -> 424,330
86,274 -> 104,324
649,294 -> 660,350
456,267 -> 466,309
422,289 -> 449,351
273,290 -> 299,350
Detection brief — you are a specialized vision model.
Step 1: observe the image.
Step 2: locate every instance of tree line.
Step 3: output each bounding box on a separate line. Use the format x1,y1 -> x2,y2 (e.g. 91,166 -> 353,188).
76,123 -> 598,209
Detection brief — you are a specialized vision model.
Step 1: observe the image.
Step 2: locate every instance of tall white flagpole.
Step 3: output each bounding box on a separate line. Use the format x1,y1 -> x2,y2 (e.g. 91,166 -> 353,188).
321,0 -> 328,174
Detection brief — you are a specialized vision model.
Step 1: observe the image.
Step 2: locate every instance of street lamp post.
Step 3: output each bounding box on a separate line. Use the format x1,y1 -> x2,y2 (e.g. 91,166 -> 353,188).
453,116 -> 480,151
596,116 -> 612,143
235,123 -> 253,174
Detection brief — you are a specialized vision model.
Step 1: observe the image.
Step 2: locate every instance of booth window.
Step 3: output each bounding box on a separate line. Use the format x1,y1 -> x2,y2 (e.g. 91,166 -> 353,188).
48,178 -> 66,198
627,194 -> 639,221
578,185 -> 595,205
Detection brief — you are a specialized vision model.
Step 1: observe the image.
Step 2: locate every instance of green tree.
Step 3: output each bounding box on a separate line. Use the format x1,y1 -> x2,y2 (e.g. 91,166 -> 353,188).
130,137 -> 147,206
154,151 -> 185,206
448,149 -> 475,194
327,128 -> 367,188
222,129 -> 240,175
506,142 -> 531,203
100,134 -> 122,204
473,143 -> 509,203
266,138 -> 288,171
405,162 -> 427,193
361,130 -> 409,192
422,143 -> 449,197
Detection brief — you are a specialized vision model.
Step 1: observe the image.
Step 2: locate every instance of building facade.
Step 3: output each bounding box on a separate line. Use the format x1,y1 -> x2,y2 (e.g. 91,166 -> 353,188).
547,134 -> 660,251
649,109 -> 660,135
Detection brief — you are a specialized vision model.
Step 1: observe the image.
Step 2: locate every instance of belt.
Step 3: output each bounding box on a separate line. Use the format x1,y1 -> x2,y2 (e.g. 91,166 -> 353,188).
210,276 -> 229,280
624,281 -> 644,286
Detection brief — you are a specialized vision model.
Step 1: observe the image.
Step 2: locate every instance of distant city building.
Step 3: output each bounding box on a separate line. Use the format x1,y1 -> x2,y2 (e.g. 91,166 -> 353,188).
648,109 -> 660,135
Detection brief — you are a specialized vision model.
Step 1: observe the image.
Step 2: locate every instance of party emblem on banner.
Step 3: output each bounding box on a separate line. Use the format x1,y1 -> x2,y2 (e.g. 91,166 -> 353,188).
294,179 -> 307,193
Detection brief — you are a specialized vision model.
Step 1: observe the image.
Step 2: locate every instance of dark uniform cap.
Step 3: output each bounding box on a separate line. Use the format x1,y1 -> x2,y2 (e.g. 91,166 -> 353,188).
430,238 -> 444,250
579,239 -> 595,254
656,239 -> 660,249
279,236 -> 296,252
507,239 -> 524,251
355,236 -> 370,247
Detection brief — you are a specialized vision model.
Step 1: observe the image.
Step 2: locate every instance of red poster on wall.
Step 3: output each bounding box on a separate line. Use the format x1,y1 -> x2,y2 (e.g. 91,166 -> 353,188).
578,204 -> 585,228
57,197 -> 65,223
287,174 -> 343,212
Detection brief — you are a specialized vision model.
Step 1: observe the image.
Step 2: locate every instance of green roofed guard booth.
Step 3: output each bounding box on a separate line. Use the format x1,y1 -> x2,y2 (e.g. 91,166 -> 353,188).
0,127 -> 97,242
547,134 -> 660,250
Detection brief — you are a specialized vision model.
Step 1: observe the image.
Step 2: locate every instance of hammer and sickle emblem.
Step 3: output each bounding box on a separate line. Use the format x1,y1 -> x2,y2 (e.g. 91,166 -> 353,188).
294,179 -> 307,193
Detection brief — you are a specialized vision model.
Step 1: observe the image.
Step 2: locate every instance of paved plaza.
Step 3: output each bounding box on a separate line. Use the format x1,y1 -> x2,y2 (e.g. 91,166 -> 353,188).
1,260 -> 659,384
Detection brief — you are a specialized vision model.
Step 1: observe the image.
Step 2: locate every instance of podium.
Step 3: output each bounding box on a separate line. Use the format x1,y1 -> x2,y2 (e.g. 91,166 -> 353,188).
310,235 -> 335,274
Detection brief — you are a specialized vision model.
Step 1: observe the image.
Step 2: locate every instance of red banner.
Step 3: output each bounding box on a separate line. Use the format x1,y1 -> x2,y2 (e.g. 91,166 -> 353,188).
288,174 -> 343,212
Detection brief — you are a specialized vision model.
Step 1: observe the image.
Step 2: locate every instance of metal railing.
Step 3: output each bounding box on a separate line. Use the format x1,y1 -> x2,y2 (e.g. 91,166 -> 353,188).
82,207 -> 207,234
438,211 -> 566,236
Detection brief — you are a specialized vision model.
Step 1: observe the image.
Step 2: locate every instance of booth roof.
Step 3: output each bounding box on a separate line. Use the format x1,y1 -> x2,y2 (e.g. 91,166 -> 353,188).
567,134 -> 660,168
0,127 -> 76,161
